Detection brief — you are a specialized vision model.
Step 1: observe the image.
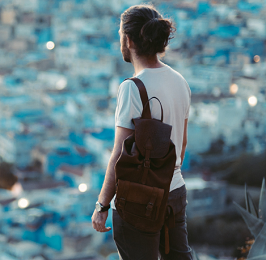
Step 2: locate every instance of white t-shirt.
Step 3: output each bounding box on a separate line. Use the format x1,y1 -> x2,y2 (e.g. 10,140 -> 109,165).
111,64 -> 191,210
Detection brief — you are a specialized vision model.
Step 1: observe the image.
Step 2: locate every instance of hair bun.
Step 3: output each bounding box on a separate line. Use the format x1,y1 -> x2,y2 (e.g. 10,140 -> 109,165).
140,17 -> 173,45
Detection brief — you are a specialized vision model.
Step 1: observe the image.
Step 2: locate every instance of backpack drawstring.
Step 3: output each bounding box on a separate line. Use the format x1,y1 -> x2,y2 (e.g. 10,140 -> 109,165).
164,205 -> 175,254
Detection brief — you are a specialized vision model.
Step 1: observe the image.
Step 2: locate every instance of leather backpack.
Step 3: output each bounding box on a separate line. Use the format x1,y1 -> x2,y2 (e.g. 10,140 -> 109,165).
114,78 -> 177,254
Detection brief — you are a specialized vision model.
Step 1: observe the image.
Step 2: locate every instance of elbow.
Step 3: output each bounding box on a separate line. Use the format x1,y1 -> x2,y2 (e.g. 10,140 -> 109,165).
182,141 -> 187,149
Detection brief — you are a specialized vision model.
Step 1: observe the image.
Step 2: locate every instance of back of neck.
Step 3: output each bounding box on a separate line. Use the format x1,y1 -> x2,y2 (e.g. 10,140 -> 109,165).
132,55 -> 164,76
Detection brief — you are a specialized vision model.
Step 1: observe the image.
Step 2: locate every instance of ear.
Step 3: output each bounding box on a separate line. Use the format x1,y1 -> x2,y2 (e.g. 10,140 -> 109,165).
126,35 -> 134,49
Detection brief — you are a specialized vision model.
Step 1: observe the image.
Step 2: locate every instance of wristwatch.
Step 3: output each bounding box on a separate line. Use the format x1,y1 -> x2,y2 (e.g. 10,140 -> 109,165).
95,201 -> 110,212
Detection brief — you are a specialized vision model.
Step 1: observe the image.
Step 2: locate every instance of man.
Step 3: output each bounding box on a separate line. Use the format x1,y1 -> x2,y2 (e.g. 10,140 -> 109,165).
92,4 -> 193,260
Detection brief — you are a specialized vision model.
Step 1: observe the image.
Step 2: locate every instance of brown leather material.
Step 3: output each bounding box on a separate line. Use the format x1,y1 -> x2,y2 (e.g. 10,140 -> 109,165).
145,187 -> 159,217
141,148 -> 150,184
164,205 -> 176,254
117,180 -> 130,210
116,180 -> 164,207
115,78 -> 177,253
165,205 -> 175,229
124,78 -> 151,119
133,118 -> 172,158
165,225 -> 169,254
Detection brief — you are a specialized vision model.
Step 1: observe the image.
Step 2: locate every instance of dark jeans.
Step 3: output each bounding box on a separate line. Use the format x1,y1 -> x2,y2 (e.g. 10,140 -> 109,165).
112,184 -> 193,260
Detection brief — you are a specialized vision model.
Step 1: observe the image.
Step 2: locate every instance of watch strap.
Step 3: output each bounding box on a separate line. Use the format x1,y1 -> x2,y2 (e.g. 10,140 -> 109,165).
101,204 -> 110,212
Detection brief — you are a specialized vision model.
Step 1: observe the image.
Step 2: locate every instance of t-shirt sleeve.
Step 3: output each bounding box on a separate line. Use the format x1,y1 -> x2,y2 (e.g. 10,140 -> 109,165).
184,81 -> 191,119
115,80 -> 143,130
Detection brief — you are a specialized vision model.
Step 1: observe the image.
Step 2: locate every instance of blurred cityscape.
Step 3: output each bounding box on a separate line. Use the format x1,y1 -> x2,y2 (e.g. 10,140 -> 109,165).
0,0 -> 265,259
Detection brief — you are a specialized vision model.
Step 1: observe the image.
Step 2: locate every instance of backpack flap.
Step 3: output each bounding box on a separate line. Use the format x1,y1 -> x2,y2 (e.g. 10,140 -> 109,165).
132,118 -> 172,158
115,179 -> 164,220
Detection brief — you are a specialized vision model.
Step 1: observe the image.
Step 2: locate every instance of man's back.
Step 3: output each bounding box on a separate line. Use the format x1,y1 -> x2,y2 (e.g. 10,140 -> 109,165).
115,64 -> 191,191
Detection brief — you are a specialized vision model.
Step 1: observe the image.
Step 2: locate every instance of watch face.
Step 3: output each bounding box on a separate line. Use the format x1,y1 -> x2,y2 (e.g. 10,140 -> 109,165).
95,202 -> 102,212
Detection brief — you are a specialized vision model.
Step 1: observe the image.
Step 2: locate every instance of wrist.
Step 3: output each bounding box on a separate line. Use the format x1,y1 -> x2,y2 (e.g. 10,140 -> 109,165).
95,201 -> 110,212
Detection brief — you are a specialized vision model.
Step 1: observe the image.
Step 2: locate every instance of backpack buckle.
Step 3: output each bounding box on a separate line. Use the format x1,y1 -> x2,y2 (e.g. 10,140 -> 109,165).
146,202 -> 153,209
144,159 -> 150,168
145,202 -> 154,217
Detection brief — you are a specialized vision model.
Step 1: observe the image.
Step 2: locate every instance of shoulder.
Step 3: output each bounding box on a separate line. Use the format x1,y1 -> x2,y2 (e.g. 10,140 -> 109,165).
120,78 -> 134,88
168,67 -> 191,96
167,66 -> 187,82
118,79 -> 140,98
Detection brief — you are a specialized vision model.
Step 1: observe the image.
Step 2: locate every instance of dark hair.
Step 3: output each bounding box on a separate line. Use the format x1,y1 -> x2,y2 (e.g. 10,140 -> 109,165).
121,4 -> 176,57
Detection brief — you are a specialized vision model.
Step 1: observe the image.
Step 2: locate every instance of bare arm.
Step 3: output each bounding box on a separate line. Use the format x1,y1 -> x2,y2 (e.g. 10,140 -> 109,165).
98,126 -> 134,205
180,118 -> 188,166
92,126 -> 134,232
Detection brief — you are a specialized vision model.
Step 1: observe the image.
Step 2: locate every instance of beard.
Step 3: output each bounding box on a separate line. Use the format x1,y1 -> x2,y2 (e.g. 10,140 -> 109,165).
121,36 -> 131,63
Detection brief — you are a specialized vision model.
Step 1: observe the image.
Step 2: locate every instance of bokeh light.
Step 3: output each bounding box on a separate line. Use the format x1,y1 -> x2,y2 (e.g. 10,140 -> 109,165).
46,41 -> 55,50
56,78 -> 67,90
248,95 -> 257,107
254,55 -> 260,63
230,83 -> 238,95
78,183 -> 87,192
18,198 -> 29,209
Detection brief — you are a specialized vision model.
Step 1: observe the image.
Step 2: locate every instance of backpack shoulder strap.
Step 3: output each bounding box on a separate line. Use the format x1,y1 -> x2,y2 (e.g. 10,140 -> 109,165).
125,77 -> 151,119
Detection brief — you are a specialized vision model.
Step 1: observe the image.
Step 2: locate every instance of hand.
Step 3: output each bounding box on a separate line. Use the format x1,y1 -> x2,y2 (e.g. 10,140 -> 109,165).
91,209 -> 111,232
